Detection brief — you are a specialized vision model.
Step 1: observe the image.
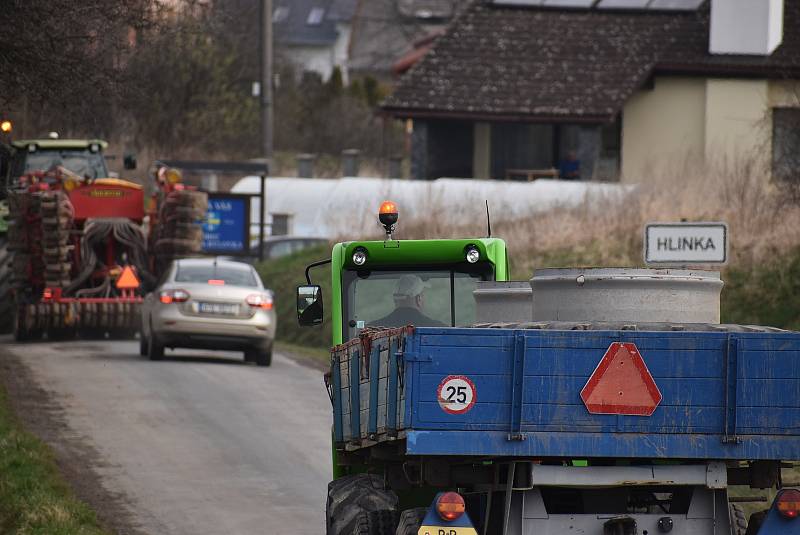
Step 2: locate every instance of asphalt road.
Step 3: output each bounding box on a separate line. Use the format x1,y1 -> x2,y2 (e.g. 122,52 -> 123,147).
1,338 -> 332,535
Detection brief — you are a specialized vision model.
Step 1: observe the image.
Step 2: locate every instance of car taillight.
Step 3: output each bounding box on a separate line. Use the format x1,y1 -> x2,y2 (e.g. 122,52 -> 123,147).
777,489 -> 800,519
246,293 -> 273,310
436,492 -> 465,522
208,279 -> 225,286
160,289 -> 190,304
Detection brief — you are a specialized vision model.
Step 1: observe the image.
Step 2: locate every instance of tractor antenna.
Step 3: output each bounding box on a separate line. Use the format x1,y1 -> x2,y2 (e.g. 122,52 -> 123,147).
485,200 -> 492,238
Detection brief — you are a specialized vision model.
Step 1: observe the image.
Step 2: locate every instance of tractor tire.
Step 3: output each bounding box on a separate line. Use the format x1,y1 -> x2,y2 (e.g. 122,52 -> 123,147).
0,238 -> 13,333
730,503 -> 748,535
327,474 -> 399,535
744,509 -> 767,535
12,306 -> 29,342
395,508 -> 428,535
352,510 -> 399,535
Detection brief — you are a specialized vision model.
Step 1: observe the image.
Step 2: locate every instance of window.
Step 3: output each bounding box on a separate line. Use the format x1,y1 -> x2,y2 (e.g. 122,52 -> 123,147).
342,266 -> 493,341
273,6 -> 289,23
175,263 -> 259,288
773,108 -> 800,183
19,149 -> 108,179
307,7 -> 324,25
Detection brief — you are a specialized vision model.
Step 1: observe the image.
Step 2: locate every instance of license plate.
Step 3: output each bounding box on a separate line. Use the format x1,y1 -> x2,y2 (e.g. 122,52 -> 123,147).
418,527 -> 478,535
198,302 -> 238,315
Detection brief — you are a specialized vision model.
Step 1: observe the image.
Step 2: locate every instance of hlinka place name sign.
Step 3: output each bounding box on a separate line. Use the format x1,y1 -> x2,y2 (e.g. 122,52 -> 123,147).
644,222 -> 727,264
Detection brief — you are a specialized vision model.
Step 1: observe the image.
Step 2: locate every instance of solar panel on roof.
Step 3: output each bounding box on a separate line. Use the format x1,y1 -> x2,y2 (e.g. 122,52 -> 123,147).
649,0 -> 704,9
543,0 -> 595,6
597,0 -> 650,8
491,0 -> 704,9
491,0 -> 544,5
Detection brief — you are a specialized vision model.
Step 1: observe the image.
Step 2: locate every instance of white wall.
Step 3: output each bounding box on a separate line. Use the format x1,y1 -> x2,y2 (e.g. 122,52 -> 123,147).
232,177 -> 631,239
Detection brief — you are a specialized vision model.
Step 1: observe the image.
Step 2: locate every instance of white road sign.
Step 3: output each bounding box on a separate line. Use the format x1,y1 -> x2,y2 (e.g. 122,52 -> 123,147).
437,375 -> 477,415
645,223 -> 728,264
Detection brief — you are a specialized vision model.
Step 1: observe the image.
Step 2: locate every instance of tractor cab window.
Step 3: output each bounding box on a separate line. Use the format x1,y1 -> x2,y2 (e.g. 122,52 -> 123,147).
342,266 -> 492,341
15,149 -> 108,180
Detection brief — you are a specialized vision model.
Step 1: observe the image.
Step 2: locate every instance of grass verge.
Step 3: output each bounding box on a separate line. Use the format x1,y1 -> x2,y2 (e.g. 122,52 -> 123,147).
0,383 -> 108,535
256,244 -> 332,350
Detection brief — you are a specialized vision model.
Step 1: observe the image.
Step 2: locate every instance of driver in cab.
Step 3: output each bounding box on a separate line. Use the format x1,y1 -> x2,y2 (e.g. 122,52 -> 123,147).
370,274 -> 445,328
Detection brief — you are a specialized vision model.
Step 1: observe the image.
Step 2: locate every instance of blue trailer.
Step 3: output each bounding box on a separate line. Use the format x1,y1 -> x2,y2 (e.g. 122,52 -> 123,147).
328,324 -> 800,535
296,211 -> 799,535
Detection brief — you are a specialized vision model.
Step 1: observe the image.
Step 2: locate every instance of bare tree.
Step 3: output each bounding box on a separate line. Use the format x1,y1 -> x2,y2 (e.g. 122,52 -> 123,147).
0,0 -> 158,136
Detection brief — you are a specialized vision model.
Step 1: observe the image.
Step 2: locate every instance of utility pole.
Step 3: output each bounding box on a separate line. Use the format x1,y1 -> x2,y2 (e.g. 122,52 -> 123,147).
261,0 -> 273,160
258,0 -> 273,262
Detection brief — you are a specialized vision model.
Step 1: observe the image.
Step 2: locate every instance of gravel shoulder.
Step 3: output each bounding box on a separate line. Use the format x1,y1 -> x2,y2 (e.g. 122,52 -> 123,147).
0,341 -> 145,535
0,337 -> 332,535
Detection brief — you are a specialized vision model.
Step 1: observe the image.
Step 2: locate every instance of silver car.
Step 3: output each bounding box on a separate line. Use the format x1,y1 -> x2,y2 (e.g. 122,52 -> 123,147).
140,258 -> 276,366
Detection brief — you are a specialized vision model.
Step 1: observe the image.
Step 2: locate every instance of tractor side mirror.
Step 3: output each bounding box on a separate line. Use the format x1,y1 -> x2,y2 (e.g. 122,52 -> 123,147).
297,285 -> 323,326
123,152 -> 137,170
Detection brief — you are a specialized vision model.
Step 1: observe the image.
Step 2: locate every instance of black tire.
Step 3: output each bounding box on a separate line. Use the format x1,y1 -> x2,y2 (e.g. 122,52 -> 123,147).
12,306 -> 29,342
729,503 -> 747,535
0,238 -> 12,334
395,508 -> 428,535
744,509 -> 767,535
256,345 -> 273,367
353,510 -> 399,535
148,332 -> 164,361
327,474 -> 399,535
139,334 -> 148,356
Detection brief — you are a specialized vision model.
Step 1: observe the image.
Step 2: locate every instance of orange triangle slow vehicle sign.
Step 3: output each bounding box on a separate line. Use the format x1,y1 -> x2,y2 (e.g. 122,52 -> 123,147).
580,342 -> 662,416
116,266 -> 140,289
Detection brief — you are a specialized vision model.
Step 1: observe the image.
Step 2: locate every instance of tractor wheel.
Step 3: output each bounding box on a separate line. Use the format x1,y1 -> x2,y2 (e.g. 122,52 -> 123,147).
729,503 -> 748,535
395,508 -> 428,535
12,306 -> 28,342
352,510 -> 399,535
744,509 -> 766,535
0,238 -> 12,333
326,474 -> 399,535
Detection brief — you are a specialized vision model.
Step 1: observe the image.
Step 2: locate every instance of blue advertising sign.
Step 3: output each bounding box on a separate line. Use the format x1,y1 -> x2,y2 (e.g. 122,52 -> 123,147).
202,194 -> 251,255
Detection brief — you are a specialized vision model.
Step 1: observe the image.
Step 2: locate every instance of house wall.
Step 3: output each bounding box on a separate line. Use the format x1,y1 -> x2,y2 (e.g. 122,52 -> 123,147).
621,77 -> 706,182
286,27 -> 350,82
704,78 -> 770,165
287,45 -> 336,80
621,76 -> 792,183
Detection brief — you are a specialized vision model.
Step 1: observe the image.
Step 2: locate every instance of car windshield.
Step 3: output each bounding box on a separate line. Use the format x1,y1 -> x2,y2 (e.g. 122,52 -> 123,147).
174,263 -> 258,287
342,266 -> 493,341
19,149 -> 108,179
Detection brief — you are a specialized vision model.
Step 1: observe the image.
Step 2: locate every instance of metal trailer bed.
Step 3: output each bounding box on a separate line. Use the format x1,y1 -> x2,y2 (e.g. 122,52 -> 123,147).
331,325 -> 800,461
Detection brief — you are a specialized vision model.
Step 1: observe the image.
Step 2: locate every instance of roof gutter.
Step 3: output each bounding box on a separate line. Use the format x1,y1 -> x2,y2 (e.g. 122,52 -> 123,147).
380,107 -> 614,124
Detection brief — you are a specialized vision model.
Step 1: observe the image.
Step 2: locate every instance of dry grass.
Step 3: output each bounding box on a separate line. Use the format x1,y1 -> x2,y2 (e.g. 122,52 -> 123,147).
395,157 -> 800,278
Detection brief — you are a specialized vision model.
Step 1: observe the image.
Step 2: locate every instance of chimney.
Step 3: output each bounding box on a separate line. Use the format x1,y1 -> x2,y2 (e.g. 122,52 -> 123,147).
709,0 -> 784,55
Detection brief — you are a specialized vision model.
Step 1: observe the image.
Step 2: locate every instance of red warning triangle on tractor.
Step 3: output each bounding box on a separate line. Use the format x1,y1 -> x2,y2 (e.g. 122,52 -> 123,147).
580,342 -> 662,416
116,266 -> 140,289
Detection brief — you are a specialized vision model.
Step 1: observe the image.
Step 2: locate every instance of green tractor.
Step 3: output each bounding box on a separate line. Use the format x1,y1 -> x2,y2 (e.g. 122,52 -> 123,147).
297,201 -> 509,534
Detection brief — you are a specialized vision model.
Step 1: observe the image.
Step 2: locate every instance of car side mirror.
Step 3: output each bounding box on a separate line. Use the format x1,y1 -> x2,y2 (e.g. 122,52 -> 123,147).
297,285 -> 323,326
123,152 -> 137,170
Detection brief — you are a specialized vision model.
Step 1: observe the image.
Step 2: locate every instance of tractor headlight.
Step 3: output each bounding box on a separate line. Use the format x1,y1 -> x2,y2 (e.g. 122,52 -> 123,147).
353,248 -> 367,266
465,246 -> 480,264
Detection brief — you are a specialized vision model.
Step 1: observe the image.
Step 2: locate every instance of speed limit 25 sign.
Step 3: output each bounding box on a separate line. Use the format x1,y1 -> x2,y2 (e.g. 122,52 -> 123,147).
437,375 -> 477,414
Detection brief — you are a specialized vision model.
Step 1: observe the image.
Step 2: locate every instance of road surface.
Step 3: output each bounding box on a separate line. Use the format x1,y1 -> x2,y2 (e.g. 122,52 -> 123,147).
1,338 -> 332,535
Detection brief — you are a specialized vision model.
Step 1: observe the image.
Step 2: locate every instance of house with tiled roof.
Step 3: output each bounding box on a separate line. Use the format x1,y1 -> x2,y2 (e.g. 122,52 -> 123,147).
382,0 -> 800,182
273,0 -> 357,81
